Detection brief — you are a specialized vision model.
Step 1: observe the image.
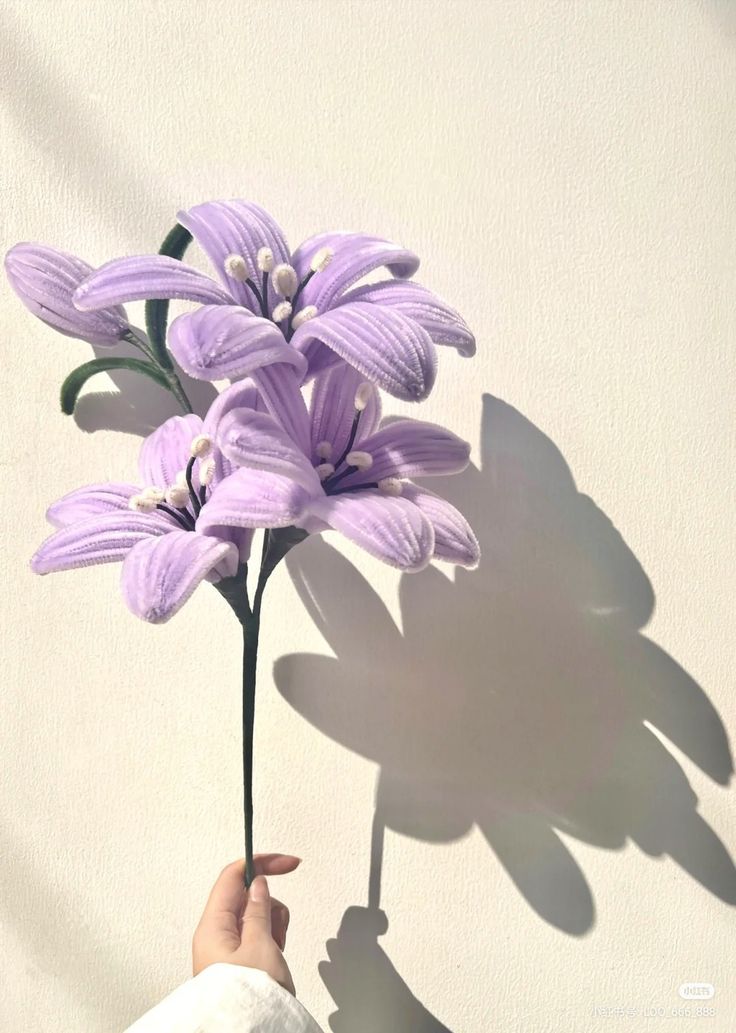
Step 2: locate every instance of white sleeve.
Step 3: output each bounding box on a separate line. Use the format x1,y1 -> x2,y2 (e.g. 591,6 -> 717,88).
123,963 -> 324,1033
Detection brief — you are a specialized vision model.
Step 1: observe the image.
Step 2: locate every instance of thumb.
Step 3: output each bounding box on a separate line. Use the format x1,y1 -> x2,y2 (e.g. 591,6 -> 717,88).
241,875 -> 272,938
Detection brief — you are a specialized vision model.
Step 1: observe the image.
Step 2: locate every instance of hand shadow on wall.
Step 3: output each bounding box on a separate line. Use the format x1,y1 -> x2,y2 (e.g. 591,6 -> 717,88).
275,393 -> 735,1027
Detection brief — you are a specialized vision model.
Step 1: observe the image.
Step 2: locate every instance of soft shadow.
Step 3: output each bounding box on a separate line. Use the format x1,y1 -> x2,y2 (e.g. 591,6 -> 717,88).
74,339 -> 216,437
276,394 -> 735,944
0,7 -> 172,237
0,824 -> 161,1024
320,813 -> 454,1033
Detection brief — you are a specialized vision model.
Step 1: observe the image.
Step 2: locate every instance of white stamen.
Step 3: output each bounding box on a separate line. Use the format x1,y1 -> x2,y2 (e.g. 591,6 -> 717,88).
316,463 -> 335,481
346,450 -> 373,471
199,457 -> 216,486
271,263 -> 298,298
272,300 -> 292,323
291,305 -> 318,330
128,493 -> 157,513
354,382 -> 374,411
224,254 -> 249,282
175,469 -> 188,487
256,247 -> 274,273
141,486 -> 165,502
190,434 -> 212,458
378,477 -> 403,496
315,440 -> 333,459
310,246 -> 334,273
165,485 -> 191,508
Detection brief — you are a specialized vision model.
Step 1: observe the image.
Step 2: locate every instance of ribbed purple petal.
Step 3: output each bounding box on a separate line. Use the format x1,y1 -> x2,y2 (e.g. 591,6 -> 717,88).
292,303 -> 437,402
202,380 -> 268,485
292,233 -> 419,310
401,485 -> 480,568
138,414 -> 204,489
6,243 -> 129,346
197,468 -> 311,532
251,363 -> 312,456
31,511 -> 172,574
121,531 -> 238,623
306,492 -> 434,572
338,419 -> 471,488
309,363 -> 381,462
218,408 -> 321,495
200,524 -> 255,565
167,305 -> 306,382
73,255 -> 231,310
46,483 -> 140,528
178,200 -> 291,311
340,281 -> 476,357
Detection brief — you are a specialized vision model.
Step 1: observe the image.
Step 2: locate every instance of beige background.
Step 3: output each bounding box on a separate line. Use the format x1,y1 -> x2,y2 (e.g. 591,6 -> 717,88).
1,1 -> 735,1031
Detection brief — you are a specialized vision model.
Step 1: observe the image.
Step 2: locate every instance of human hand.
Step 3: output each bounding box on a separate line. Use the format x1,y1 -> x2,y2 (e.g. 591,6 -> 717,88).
192,854 -> 300,994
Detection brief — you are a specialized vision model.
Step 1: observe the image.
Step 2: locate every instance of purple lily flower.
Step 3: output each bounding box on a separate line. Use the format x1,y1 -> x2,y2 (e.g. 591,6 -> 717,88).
198,362 -> 480,572
72,199 -> 475,402
30,412 -> 252,623
5,243 -> 129,346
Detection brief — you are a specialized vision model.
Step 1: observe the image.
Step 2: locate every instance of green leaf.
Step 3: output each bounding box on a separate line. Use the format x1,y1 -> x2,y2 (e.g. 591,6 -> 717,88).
144,223 -> 193,369
60,358 -> 172,415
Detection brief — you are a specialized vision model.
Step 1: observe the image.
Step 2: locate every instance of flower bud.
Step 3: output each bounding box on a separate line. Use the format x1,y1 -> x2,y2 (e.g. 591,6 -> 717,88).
5,243 -> 129,347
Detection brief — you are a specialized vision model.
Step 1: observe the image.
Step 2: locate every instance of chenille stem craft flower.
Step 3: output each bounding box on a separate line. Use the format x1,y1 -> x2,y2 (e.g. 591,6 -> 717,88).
7,199 -> 478,888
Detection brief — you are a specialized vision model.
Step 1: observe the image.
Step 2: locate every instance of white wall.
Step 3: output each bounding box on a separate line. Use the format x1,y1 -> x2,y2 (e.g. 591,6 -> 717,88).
2,2 -> 735,1030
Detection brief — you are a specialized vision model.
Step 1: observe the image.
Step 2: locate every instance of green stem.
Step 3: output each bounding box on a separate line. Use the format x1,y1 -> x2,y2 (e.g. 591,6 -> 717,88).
215,527 -> 310,889
241,611 -> 260,888
123,329 -> 194,414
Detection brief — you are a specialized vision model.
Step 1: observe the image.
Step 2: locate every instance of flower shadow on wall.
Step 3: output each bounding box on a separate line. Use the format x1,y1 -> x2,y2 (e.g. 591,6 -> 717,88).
275,393 -> 735,1027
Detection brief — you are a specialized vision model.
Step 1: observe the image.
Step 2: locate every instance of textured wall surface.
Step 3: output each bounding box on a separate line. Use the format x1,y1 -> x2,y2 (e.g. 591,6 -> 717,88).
1,2 -> 735,1031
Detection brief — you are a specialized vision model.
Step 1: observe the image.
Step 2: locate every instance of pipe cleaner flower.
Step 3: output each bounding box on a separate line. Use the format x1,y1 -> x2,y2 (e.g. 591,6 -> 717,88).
198,362 -> 480,573
5,243 -> 129,346
71,199 -> 475,403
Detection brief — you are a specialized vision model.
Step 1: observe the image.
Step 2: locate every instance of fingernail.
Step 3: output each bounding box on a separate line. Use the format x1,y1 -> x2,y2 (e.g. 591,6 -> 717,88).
250,875 -> 268,902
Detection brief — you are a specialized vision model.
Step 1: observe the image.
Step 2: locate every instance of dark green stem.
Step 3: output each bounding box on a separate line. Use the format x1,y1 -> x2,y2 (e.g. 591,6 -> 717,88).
241,612 -> 260,888
214,526 -> 309,889
123,329 -> 194,414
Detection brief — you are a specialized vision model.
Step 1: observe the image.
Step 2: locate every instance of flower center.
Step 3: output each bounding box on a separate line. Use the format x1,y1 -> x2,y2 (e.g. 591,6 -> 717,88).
222,246 -> 333,340
128,436 -> 216,531
316,385 -> 403,498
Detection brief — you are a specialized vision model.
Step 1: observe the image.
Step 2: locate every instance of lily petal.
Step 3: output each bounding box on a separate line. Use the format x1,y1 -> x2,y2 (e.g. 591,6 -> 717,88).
306,492 -> 434,572
197,468 -> 312,532
6,243 -> 129,346
338,418 -> 471,488
218,408 -> 321,495
178,200 -> 291,311
73,255 -> 231,310
340,280 -> 476,356
121,531 -> 238,623
292,302 -> 437,402
202,379 -> 268,485
309,363 -> 381,462
252,363 -> 312,456
46,483 -> 140,528
167,305 -> 306,382
292,233 -> 419,310
31,511 -> 172,574
138,414 -> 204,489
401,485 -> 480,568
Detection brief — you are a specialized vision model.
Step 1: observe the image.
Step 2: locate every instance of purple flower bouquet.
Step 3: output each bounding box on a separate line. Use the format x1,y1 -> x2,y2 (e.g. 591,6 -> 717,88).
7,200 -> 479,886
